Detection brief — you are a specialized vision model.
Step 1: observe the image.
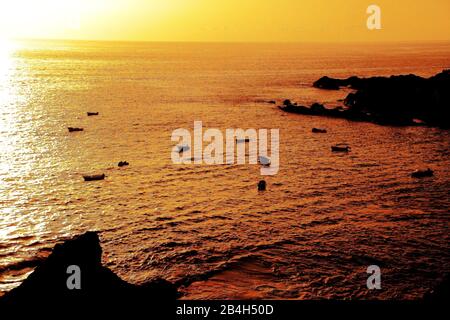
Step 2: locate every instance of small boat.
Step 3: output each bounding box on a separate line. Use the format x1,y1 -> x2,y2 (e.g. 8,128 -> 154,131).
258,180 -> 267,191
411,168 -> 434,178
331,144 -> 351,152
87,112 -> 99,116
118,161 -> 129,167
312,128 -> 327,133
68,127 -> 84,132
236,138 -> 252,143
258,156 -> 271,166
177,145 -> 190,153
83,174 -> 105,182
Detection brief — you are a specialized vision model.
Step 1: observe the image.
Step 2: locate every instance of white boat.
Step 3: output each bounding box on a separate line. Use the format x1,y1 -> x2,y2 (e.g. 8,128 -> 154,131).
258,156 -> 271,166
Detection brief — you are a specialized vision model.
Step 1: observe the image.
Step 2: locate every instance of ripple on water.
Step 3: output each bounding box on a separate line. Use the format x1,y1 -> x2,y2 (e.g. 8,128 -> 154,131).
1,41 -> 450,298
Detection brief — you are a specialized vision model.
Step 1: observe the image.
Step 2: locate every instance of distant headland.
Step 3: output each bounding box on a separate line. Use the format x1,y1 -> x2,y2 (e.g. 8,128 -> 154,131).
279,70 -> 450,128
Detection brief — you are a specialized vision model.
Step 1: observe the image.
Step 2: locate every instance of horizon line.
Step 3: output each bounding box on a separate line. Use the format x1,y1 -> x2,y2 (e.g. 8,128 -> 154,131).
9,37 -> 450,45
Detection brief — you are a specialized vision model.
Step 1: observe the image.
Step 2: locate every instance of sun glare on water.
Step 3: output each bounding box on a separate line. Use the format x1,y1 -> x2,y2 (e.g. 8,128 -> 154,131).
0,37 -> 15,101
0,37 -> 14,64
0,36 -> 15,151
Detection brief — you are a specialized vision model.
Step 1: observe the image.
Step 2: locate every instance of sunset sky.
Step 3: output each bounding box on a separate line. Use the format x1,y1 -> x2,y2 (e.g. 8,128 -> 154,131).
0,0 -> 449,42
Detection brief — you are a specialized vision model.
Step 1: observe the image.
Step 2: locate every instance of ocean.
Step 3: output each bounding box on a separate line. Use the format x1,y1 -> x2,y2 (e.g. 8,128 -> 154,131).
0,40 -> 449,299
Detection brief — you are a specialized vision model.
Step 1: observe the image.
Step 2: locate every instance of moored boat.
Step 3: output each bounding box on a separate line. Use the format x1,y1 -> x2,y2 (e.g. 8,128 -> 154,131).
68,127 -> 84,132
411,168 -> 434,178
118,161 -> 129,167
258,156 -> 271,166
312,128 -> 327,133
83,174 -> 105,181
331,144 -> 351,152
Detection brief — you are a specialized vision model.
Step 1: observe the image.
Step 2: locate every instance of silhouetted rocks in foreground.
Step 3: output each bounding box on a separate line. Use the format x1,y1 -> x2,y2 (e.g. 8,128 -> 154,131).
0,232 -> 177,308
281,70 -> 450,128
424,274 -> 450,302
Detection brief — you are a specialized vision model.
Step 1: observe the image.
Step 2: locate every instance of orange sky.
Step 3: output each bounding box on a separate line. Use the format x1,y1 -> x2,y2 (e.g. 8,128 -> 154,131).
0,0 -> 449,42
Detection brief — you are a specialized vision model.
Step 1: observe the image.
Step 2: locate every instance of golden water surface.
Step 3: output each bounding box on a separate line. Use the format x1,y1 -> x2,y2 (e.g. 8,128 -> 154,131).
0,40 -> 449,299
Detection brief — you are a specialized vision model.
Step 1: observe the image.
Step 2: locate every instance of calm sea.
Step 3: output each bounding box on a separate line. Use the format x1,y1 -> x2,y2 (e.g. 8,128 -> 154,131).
0,40 -> 449,299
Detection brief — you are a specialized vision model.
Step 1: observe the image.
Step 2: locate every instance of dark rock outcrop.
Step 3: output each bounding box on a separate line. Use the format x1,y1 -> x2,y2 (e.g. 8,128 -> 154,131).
288,70 -> 450,128
424,274 -> 450,302
313,75 -> 363,90
279,101 -> 374,123
313,76 -> 343,90
0,232 -> 177,309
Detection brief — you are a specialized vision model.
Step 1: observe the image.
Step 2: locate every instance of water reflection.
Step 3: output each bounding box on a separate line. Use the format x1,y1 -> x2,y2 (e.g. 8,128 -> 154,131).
0,38 -> 17,190
0,40 -> 449,298
0,41 -> 42,238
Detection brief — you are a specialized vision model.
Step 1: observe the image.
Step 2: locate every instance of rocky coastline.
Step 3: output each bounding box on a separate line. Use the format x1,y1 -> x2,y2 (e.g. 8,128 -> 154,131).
0,232 -> 177,308
279,70 -> 450,128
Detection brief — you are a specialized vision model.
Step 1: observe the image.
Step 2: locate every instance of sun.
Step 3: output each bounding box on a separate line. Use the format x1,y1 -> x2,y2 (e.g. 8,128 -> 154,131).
0,0 -> 82,39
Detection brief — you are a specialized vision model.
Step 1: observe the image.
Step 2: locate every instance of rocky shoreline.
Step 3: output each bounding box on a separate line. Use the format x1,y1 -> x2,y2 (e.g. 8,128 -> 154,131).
0,232 -> 177,308
279,70 -> 450,128
0,231 -> 448,308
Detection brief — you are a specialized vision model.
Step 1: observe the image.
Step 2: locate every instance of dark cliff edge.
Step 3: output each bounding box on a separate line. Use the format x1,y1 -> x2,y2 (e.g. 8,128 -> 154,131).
0,232 -> 177,312
423,274 -> 450,302
279,70 -> 450,128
